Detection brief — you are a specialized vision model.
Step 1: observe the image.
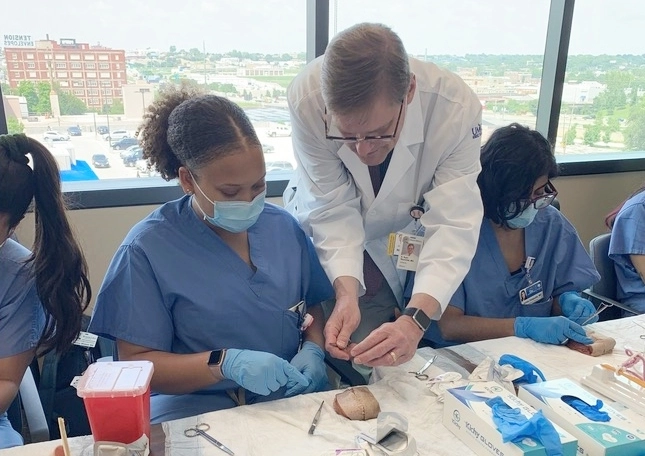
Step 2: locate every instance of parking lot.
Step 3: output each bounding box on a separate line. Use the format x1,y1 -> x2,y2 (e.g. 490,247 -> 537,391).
27,123 -> 296,181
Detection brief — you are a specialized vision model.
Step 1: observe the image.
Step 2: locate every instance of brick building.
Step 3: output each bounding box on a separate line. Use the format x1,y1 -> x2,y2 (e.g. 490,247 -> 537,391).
4,38 -> 126,110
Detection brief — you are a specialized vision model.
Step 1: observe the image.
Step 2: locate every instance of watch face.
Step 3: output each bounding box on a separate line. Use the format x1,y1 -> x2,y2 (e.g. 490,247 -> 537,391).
208,349 -> 224,366
415,310 -> 431,331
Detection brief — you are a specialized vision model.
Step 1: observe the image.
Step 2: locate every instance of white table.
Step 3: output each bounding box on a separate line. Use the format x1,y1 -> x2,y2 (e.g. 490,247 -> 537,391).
3,315 -> 643,456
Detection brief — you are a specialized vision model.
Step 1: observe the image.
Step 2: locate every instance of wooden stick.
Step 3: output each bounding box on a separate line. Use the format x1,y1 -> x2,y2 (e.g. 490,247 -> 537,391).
57,417 -> 71,456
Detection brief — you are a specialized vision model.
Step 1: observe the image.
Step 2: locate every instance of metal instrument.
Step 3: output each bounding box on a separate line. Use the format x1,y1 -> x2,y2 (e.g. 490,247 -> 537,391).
184,423 -> 234,455
409,355 -> 437,380
308,400 -> 325,435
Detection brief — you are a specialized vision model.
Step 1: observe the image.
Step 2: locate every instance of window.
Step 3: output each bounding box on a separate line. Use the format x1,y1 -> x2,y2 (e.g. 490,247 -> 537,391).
88,97 -> 100,105
72,80 -> 84,87
331,1 -> 550,143
13,72 -> 20,78
99,63 -> 110,69
85,63 -> 96,69
88,89 -> 99,95
99,72 -> 110,79
28,71 -> 37,78
12,63 -> 19,69
87,80 -> 98,87
101,81 -> 112,87
57,71 -> 68,78
56,62 -> 67,69
54,54 -> 66,60
102,89 -> 112,96
71,62 -> 82,69
84,54 -> 95,60
59,81 -> 69,87
554,0 -> 645,165
71,71 -> 83,78
11,53 -> 17,59
70,54 -> 81,60
98,54 -> 109,60
26,53 -> 34,59
26,62 -> 35,69
73,89 -> 85,96
86,72 -> 97,78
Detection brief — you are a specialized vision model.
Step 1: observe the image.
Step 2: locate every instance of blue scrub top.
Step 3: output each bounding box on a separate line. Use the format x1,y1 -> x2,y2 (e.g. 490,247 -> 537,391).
609,190 -> 645,313
0,239 -> 45,448
89,196 -> 333,422
424,206 -> 600,347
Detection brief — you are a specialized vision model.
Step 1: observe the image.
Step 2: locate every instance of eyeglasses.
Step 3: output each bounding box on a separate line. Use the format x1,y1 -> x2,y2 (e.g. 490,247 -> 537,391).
525,181 -> 558,210
324,101 -> 404,144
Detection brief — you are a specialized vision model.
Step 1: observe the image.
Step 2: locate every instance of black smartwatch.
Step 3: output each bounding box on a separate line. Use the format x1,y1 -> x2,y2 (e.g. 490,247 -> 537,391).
402,307 -> 431,332
208,349 -> 226,375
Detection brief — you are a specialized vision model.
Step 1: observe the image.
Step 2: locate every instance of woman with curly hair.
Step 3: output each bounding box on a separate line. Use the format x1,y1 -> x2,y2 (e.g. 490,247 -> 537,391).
0,134 -> 90,448
89,83 -> 333,424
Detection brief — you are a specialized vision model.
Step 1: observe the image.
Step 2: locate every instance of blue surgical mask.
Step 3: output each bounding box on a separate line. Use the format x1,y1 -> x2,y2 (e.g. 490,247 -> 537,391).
506,204 -> 538,229
192,179 -> 266,233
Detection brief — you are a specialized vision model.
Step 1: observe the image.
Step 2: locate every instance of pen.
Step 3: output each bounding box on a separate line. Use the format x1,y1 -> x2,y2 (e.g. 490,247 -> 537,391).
308,400 -> 325,435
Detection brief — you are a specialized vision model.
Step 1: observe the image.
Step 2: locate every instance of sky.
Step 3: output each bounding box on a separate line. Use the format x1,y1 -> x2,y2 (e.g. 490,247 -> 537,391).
1,0 -> 643,56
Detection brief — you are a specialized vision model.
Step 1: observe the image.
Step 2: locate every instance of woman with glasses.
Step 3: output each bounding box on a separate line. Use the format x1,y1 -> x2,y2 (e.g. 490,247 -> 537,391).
421,123 -> 601,347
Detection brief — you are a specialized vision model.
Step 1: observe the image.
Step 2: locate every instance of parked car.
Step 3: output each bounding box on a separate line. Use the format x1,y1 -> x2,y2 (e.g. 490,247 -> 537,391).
43,131 -> 70,142
267,124 -> 292,137
262,143 -> 275,154
136,159 -> 160,178
103,129 -> 129,141
97,126 -> 109,135
122,147 -> 143,167
91,154 -> 110,168
112,137 -> 139,150
67,126 -> 82,136
120,144 -> 141,159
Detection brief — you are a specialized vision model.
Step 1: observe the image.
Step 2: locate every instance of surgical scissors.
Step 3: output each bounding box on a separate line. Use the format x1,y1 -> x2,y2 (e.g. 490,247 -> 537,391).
409,355 -> 437,380
184,423 -> 235,455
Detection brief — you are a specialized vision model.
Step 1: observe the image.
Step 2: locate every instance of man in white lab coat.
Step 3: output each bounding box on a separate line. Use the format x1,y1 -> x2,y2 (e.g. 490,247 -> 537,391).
284,23 -> 483,368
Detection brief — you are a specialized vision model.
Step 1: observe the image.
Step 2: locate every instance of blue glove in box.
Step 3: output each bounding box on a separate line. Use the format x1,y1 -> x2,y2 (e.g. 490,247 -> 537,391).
443,381 -> 578,456
519,378 -> 645,456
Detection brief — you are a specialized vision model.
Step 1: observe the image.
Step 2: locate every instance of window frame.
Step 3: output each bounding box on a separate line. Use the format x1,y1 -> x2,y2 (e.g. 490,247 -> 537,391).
1,0 -> 643,209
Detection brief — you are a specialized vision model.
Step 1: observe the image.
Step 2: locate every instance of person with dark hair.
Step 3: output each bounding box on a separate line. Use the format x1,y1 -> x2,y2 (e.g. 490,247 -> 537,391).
421,123 -> 600,347
0,134 -> 90,448
88,83 -> 333,423
283,23 -> 483,370
605,185 -> 645,314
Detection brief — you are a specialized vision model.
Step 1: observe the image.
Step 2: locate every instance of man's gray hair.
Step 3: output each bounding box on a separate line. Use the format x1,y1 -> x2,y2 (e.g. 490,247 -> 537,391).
321,23 -> 410,115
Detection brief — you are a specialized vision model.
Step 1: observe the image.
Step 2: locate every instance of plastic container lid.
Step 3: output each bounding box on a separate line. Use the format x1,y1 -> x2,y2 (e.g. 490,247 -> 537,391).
76,360 -> 154,398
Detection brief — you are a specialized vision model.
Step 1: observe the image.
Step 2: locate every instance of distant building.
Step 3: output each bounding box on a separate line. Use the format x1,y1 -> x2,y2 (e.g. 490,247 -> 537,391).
4,37 -> 126,111
561,81 -> 605,104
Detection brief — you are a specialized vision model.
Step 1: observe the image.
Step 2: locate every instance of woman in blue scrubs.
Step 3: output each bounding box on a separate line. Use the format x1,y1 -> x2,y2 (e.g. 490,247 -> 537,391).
89,84 -> 334,423
423,123 -> 600,347
606,186 -> 645,314
0,135 -> 90,448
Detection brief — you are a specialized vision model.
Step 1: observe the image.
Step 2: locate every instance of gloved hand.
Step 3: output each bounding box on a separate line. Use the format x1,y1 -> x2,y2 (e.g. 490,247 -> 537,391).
285,341 -> 329,397
221,349 -> 308,396
559,291 -> 598,325
514,316 -> 593,345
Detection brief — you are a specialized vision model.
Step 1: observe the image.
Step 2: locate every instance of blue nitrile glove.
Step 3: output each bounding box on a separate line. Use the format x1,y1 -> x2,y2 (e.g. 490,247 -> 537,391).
221,349 -> 308,396
559,291 -> 598,325
285,341 -> 329,397
514,316 -> 593,345
499,354 -> 546,384
486,397 -> 563,456
561,395 -> 610,422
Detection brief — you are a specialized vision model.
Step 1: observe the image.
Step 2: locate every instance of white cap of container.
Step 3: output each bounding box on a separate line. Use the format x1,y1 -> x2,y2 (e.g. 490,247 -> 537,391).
76,360 -> 154,398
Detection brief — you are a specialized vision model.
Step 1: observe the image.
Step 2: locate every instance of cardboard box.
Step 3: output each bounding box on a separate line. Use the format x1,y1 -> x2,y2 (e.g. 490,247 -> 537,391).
519,378 -> 645,456
443,381 -> 577,456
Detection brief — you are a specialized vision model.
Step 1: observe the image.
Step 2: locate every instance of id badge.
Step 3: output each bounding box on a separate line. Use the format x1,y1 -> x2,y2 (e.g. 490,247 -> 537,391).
519,281 -> 544,305
395,234 -> 424,272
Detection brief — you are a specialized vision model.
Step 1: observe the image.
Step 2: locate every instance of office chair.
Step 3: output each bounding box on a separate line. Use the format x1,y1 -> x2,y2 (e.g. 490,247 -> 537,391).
582,233 -> 639,320
7,364 -> 50,443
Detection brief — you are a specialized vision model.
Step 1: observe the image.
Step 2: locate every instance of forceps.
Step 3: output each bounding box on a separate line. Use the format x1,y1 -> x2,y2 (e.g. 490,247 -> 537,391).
184,423 -> 235,455
409,355 -> 437,380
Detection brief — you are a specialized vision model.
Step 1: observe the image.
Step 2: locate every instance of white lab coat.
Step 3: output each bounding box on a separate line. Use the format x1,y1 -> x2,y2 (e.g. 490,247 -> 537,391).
284,57 -> 483,317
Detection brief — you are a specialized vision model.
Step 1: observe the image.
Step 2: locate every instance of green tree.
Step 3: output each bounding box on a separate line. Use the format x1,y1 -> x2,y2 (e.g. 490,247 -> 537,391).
169,45 -> 177,53
109,99 -> 124,115
35,82 -> 52,115
565,124 -> 577,145
583,124 -> 602,146
17,81 -> 39,113
1,82 -> 17,96
6,116 -> 24,134
624,99 -> 645,150
58,91 -> 87,115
